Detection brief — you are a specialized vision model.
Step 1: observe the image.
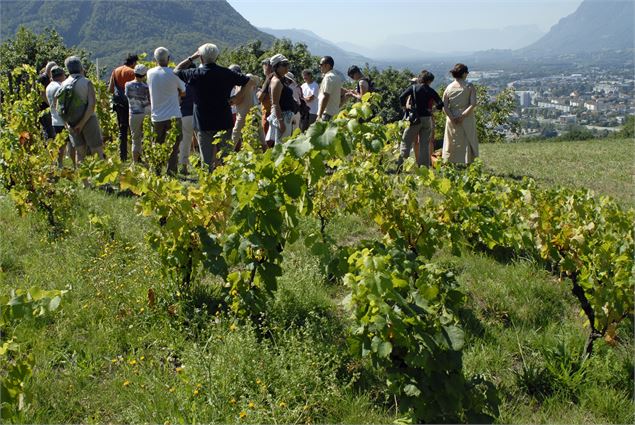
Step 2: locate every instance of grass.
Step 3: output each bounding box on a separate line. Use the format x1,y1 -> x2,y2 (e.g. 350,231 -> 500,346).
1,138 -> 633,423
481,137 -> 634,208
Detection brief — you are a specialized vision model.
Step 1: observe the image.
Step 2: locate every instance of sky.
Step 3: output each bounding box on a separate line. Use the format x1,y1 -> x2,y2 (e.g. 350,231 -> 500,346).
228,0 -> 584,46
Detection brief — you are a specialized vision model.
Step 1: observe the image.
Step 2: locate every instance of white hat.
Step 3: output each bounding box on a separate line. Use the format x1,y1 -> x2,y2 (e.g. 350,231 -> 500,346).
270,54 -> 289,67
134,64 -> 148,76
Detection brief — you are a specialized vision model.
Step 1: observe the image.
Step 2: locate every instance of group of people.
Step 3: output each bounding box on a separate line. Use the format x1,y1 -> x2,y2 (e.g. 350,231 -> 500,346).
38,42 -> 479,175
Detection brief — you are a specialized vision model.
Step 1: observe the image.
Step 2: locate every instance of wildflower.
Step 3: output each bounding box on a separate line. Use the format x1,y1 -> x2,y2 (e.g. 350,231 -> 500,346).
229,398 -> 237,405
140,307 -> 145,313
239,411 -> 247,419
140,356 -> 145,361
123,380 -> 130,387
279,401 -> 287,408
229,323 -> 237,332
128,359 -> 137,366
248,401 -> 255,409
169,387 -> 175,393
255,379 -> 262,385
193,389 -> 199,396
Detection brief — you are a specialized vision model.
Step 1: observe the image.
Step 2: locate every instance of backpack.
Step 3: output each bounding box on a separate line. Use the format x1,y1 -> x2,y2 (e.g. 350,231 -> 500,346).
54,76 -> 82,125
358,77 -> 376,93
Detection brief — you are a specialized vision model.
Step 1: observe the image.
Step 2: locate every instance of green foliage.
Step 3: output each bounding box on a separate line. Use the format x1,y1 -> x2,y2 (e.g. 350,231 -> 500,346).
359,66 -> 416,123
1,287 -> 66,420
219,38 -> 320,81
559,124 -> 595,141
0,27 -> 92,76
0,65 -> 77,235
343,244 -> 499,423
616,115 -> 634,138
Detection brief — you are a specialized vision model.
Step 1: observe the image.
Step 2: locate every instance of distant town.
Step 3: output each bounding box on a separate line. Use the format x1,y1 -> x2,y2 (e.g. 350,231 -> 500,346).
466,64 -> 634,139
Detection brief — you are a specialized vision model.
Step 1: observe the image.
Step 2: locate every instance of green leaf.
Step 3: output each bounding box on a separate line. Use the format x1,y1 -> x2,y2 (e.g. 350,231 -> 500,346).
403,384 -> 421,397
377,340 -> 393,358
48,296 -> 61,312
442,325 -> 465,351
287,137 -> 312,158
314,126 -> 338,148
281,174 -> 304,199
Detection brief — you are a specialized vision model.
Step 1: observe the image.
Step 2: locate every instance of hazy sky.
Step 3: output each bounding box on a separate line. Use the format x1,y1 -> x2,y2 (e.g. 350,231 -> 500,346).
228,0 -> 584,45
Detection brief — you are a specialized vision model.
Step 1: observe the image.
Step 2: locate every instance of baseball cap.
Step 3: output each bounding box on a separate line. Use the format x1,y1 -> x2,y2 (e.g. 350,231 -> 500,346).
134,64 -> 148,76
270,54 -> 289,67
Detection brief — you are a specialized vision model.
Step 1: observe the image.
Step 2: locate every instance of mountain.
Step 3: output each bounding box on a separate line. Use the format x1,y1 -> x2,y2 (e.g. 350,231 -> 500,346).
258,28 -> 372,70
0,0 -> 274,69
337,41 -> 451,62
384,25 -> 545,55
522,0 -> 634,55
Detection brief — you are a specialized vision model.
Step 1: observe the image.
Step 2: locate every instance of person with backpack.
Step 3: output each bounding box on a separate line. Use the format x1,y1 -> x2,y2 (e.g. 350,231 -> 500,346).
266,54 -> 298,146
56,56 -> 105,163
346,65 -> 373,101
46,66 -> 76,168
397,70 -> 443,168
108,54 -> 138,162
124,64 -> 150,164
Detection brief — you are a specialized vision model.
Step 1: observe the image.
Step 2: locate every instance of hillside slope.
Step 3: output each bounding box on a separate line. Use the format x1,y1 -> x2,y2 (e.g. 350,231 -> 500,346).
0,0 -> 275,68
522,0 -> 634,55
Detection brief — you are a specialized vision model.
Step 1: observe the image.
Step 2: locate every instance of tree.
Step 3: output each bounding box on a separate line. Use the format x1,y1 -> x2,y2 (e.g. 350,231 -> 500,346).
219,38 -> 320,82
0,26 -> 92,76
616,115 -> 634,139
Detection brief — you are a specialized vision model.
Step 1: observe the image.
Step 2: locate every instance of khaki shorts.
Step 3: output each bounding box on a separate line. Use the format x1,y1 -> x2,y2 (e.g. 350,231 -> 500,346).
69,115 -> 103,149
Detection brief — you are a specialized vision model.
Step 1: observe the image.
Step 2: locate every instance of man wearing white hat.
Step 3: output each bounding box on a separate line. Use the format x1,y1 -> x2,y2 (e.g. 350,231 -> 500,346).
125,64 -> 151,163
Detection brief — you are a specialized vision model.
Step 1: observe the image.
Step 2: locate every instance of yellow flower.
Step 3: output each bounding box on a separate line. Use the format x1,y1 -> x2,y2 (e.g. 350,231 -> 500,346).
168,387 -> 175,393
229,323 -> 237,332
248,401 -> 255,409
239,411 -> 247,419
140,356 -> 145,361
278,401 -> 287,408
229,398 -> 237,405
193,389 -> 199,396
140,307 -> 145,313
111,358 -> 118,363
175,367 -> 184,373
255,379 -> 262,385
128,359 -> 137,366
123,380 -> 130,387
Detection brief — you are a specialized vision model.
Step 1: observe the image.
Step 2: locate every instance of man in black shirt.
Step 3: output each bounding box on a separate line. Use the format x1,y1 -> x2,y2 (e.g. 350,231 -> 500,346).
397,70 -> 444,168
175,43 -> 256,171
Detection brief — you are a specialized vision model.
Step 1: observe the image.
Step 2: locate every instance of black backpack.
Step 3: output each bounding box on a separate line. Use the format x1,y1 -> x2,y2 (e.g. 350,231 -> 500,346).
358,77 -> 376,93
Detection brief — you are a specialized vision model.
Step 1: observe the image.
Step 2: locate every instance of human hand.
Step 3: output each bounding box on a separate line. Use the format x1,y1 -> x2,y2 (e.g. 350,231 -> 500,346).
72,122 -> 84,133
279,121 -> 286,134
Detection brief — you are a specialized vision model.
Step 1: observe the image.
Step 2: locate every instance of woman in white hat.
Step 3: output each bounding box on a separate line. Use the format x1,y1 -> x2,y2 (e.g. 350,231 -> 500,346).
265,54 -> 298,146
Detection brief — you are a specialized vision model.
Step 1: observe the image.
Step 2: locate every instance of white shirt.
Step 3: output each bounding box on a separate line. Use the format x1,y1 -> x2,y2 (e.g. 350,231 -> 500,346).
46,81 -> 64,126
301,81 -> 319,115
147,66 -> 186,122
318,70 -> 342,117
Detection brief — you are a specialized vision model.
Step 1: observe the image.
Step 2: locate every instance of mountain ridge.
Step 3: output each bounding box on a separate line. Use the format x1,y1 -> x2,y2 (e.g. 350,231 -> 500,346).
0,0 -> 275,69
521,0 -> 634,55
